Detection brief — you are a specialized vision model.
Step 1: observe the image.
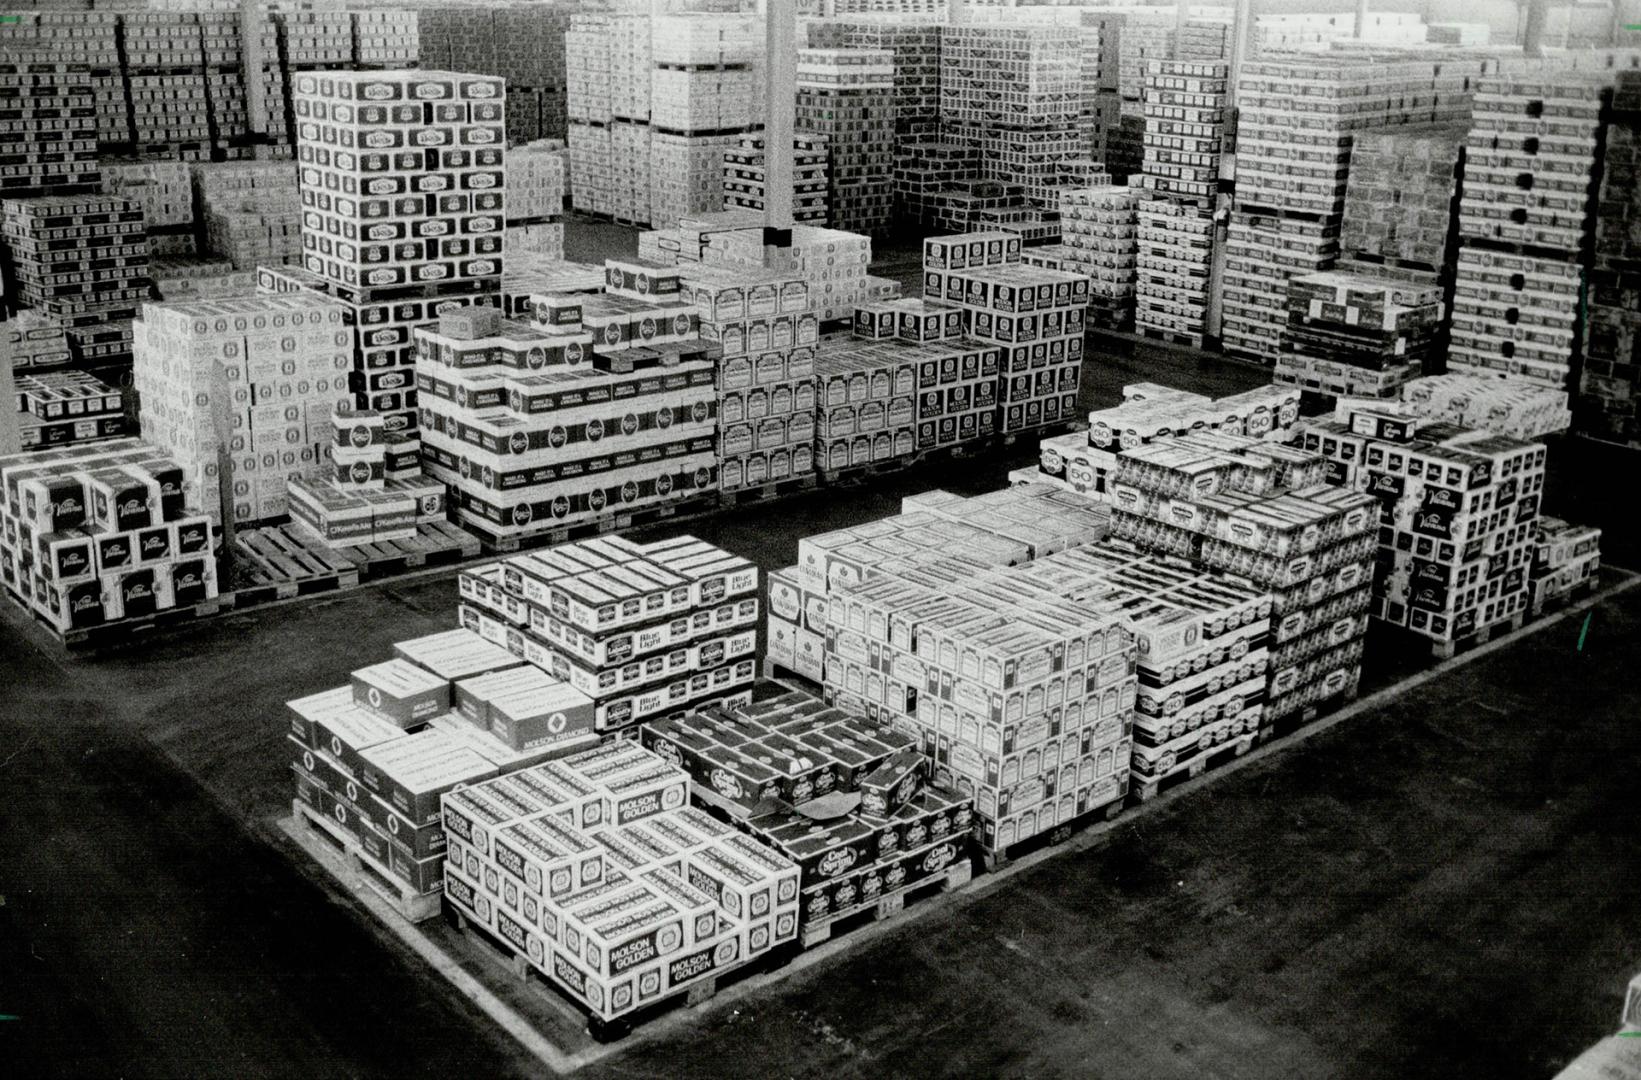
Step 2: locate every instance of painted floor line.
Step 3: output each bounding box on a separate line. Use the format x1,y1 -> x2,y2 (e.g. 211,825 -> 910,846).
284,571 -> 1641,1075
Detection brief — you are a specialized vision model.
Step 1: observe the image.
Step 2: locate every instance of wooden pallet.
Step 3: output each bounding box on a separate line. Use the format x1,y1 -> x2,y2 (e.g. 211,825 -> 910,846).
817,456 -> 918,487
288,799 -> 442,924
459,494 -> 718,554
975,795 -> 1126,874
5,586 -> 234,651
443,895 -> 784,1043
718,473 -> 820,508
759,661 -> 826,700
1424,610 -> 1526,661
233,520 -> 480,601
1138,325 -> 1206,349
1263,684 -> 1363,743
798,860 -> 973,949
1130,731 -> 1259,804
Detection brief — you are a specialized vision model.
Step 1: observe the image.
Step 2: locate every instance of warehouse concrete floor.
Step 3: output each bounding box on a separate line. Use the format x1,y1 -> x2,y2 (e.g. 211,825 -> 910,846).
3,226 -> 1639,1075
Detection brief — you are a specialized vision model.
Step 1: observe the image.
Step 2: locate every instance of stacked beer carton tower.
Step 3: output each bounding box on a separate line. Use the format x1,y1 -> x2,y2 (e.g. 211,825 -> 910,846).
415,263 -> 722,543
1133,60 -> 1225,346
5,313 -> 71,372
505,140 -> 568,261
795,49 -> 896,236
1295,401 -> 1548,651
131,294 -> 355,525
938,23 -> 1084,211
101,161 -> 194,256
284,407 -> 445,549
1577,70 -> 1641,446
1044,185 -> 1138,330
721,136 -> 831,225
1276,271 -> 1445,400
0,10 -> 127,151
806,17 -> 942,141
1222,56 -> 1483,363
1108,432 -> 1379,724
1,194 -> 149,368
642,689 -> 972,941
13,372 -> 124,452
1028,382 -> 1301,499
0,438 -> 216,636
892,139 -> 979,228
1446,72 -> 1607,394
676,263 -> 819,493
148,256 -> 256,303
1338,123 -> 1467,274
693,224 -> 899,326
566,12 -> 761,227
266,69 -> 507,439
921,231 -> 1089,435
416,1 -> 573,144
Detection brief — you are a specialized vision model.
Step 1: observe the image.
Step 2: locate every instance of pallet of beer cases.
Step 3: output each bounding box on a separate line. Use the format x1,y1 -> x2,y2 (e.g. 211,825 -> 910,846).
1107,432 -> 1379,727
920,231 -> 1090,435
1275,268 -> 1443,401
1528,517 -> 1601,617
641,692 -> 974,948
1397,374 -> 1572,440
416,262 -> 722,549
440,743 -> 806,1041
1294,401 -> 1548,657
455,534 -> 760,738
1032,382 -> 1300,500
0,439 -> 219,646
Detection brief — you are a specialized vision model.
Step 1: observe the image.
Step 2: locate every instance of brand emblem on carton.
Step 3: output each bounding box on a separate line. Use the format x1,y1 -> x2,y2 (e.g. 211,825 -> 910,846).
548,426 -> 568,449
368,269 -> 397,285
819,847 -> 857,878
363,84 -> 393,100
566,342 -> 584,365
656,473 -> 673,495
586,418 -> 604,442
589,489 -> 607,512
551,496 -> 570,519
508,431 -> 528,456
709,768 -> 742,799
621,481 -> 638,504
350,463 -> 372,484
512,503 -> 533,527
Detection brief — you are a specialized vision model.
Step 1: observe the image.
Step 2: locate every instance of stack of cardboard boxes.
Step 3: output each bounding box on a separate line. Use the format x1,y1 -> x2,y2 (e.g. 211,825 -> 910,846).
285,407 -> 445,549
892,140 -> 978,228
14,372 -> 124,452
695,224 -> 900,326
132,293 -> 356,525
921,231 -> 1090,434
454,534 -> 761,736
415,264 -> 721,541
796,49 -> 897,236
120,10 -> 214,158
1447,72 -> 1607,391
148,256 -> 257,303
1,194 -> 149,368
4,313 -> 71,372
1296,402 -> 1547,646
0,62 -> 100,199
1108,432 -> 1378,721
1398,373 -> 1572,439
281,69 -> 508,437
1529,516 -> 1601,613
0,438 -> 216,635
807,16 -> 941,140
505,140 -> 568,263
1338,123 -> 1466,272
721,135 -> 830,225
1578,70 -> 1641,446
676,262 -> 819,493
440,743 -> 805,1024
642,692 -> 972,935
1053,185 -> 1138,330
195,162 -> 304,270
0,11 -> 127,148
102,161 -> 194,256
1030,382 -> 1300,499
1276,269 -> 1445,400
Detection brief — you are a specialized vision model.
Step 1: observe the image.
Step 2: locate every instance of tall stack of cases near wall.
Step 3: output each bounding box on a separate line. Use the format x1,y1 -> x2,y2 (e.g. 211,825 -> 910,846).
505,140 -> 568,262
131,294 -> 356,526
1039,185 -> 1137,331
1,194 -> 149,368
1578,70 -> 1641,446
795,49 -> 896,237
921,231 -> 1090,435
1029,382 -> 1301,499
1221,56 -> 1482,364
414,1 -> 576,145
1295,401 -> 1547,650
14,372 -> 124,452
1132,59 -> 1225,346
938,23 -> 1084,210
0,60 -> 99,199
263,69 -> 507,440
1107,432 -> 1378,724
1446,72 -> 1606,397
0,438 -> 216,635
414,262 -> 721,543
0,10 -> 126,152
676,262 -> 820,494
565,12 -> 761,227
721,135 -> 831,225
805,17 -> 942,141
